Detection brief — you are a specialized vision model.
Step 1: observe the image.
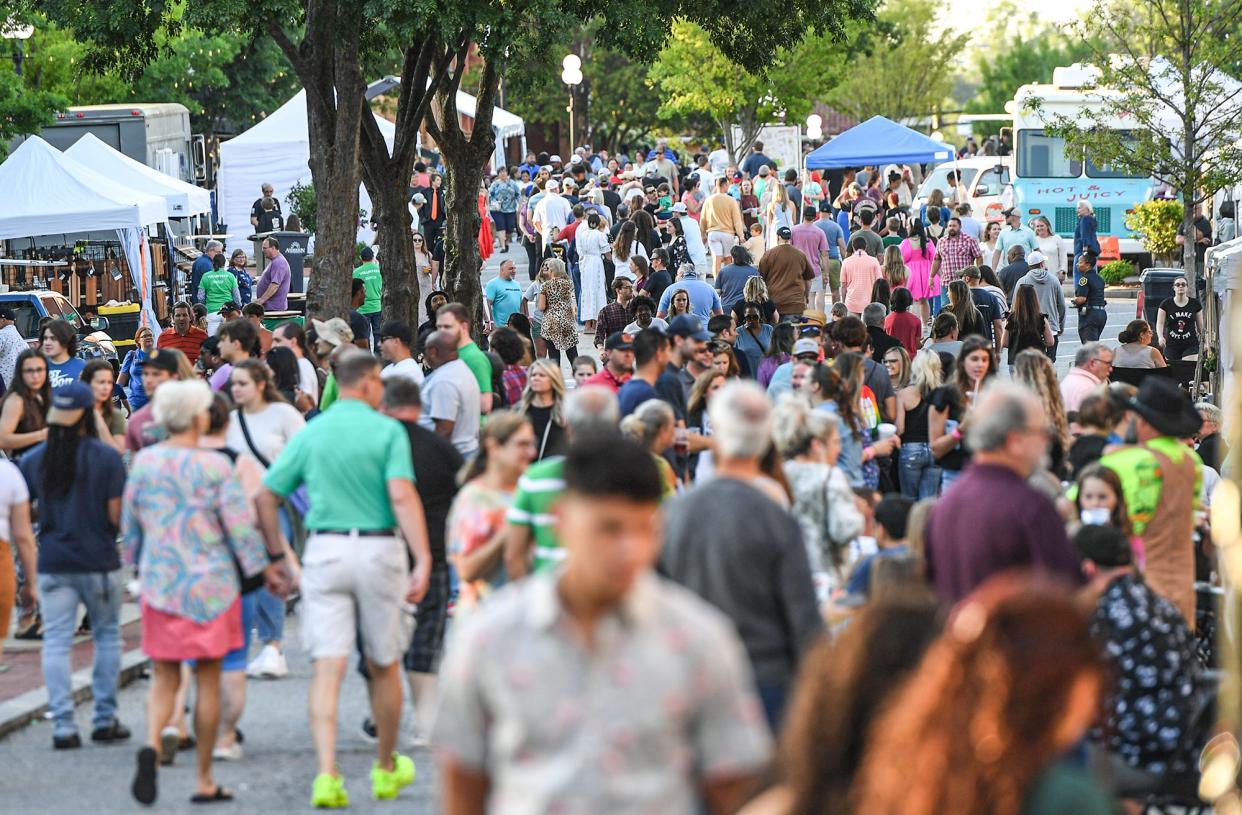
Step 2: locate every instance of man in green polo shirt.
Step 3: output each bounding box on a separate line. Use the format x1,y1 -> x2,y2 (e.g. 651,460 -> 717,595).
435,302 -> 494,416
257,350 -> 431,808
198,258 -> 241,336
352,247 -> 383,349
503,385 -> 620,577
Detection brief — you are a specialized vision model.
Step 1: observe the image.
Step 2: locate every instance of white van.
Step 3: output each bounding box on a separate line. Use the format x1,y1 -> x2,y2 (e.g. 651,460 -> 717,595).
913,155 -> 1014,220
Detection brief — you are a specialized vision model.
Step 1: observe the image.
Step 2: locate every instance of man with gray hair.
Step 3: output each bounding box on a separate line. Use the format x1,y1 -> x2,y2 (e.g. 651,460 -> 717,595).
924,382 -> 1081,604
1060,341 -> 1114,414
188,239 -> 222,304
863,302 -> 901,363
503,385 -> 621,579
659,380 -> 823,730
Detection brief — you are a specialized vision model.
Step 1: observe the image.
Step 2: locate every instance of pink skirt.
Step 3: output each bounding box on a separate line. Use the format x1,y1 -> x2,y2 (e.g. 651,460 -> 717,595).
141,597 -> 243,661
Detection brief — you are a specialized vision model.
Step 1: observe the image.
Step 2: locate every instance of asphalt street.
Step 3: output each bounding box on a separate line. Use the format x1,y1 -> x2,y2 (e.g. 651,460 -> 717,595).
0,614 -> 441,814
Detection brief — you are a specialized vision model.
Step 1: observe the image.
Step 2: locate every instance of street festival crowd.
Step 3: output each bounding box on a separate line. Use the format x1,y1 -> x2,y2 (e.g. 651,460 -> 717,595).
0,136 -> 1232,813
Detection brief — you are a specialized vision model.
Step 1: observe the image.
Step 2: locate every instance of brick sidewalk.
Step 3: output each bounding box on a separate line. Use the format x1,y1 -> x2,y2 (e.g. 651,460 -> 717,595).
0,617 -> 143,700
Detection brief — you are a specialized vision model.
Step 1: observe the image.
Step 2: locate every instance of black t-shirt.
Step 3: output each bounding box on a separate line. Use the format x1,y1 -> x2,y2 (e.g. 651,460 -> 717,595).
656,363 -> 689,422
929,386 -> 969,472
1005,313 -> 1048,365
525,403 -> 567,461
251,198 -> 283,232
868,325 -> 901,362
400,422 -> 463,563
602,190 -> 621,219
969,289 -> 1003,341
1158,297 -> 1201,344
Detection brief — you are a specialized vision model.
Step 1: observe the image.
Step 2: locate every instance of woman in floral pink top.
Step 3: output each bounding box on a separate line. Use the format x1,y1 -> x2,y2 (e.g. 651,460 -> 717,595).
121,380 -> 271,807
446,413 -> 535,611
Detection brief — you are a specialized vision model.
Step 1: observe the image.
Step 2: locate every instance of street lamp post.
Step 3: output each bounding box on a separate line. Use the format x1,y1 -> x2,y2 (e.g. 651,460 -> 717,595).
1,18 -> 33,78
561,54 -> 582,156
804,113 -> 823,184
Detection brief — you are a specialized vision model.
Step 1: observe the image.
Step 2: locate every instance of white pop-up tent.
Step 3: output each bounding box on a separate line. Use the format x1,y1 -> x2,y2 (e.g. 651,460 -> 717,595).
0,136 -> 167,328
217,90 -> 396,255
1209,236 -> 1242,424
451,89 -> 527,172
65,133 -> 213,218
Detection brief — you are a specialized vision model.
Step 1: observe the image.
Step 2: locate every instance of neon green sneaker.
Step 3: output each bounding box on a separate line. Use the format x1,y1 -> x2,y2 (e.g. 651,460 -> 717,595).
371,753 -> 416,800
311,773 -> 349,808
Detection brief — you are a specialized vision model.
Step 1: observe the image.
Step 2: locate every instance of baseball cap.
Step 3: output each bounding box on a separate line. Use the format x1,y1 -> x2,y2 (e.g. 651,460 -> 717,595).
546,179 -> 560,191
655,210 -> 674,222
218,301 -> 240,315
145,348 -> 182,374
1026,250 -> 1047,266
758,166 -> 770,176
1001,207 -> 1018,217
667,314 -> 711,341
776,226 -> 792,240
549,154 -> 562,163
412,192 -> 426,204
671,202 -> 688,214
605,331 -> 635,351
818,200 -> 833,213
794,338 -> 820,357
801,309 -> 827,327
570,155 -> 583,165
962,266 -> 982,280
47,381 -> 95,427
380,320 -> 413,346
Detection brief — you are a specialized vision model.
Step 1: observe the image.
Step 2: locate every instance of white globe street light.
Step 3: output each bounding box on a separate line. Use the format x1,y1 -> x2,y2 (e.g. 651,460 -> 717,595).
562,56 -> 583,155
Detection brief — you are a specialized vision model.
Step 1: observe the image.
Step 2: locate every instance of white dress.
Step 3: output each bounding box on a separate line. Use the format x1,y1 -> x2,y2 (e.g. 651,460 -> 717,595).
577,227 -> 609,321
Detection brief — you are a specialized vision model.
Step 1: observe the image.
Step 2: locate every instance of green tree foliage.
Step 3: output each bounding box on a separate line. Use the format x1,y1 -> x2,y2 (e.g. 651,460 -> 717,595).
1034,0 -> 1242,278
650,20 -> 849,162
0,67 -> 67,159
1125,199 -> 1184,264
826,0 -> 967,125
965,37 -> 1094,136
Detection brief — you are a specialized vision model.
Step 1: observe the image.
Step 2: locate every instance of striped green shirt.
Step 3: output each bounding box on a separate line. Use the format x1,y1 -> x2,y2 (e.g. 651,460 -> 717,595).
505,456 -> 564,573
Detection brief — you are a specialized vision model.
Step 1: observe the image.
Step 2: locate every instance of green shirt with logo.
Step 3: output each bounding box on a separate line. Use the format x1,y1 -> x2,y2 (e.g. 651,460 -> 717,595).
200,269 -> 238,313
352,261 -> 383,315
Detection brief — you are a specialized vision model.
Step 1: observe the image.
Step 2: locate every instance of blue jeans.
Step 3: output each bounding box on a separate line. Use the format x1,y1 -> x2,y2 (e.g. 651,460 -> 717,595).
363,311 -> 382,351
898,442 -> 941,500
940,468 -> 964,494
756,682 -> 789,733
569,262 -> 582,316
256,507 -> 294,643
39,570 -> 124,737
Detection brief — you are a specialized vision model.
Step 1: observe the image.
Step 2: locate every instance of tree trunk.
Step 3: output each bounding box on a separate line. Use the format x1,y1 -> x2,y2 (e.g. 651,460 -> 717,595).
359,37 -> 458,329
426,55 -> 501,336
268,1 -> 365,323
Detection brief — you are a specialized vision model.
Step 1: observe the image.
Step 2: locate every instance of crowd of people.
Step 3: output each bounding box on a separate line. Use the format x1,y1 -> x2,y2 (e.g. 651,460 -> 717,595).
0,137 -> 1229,815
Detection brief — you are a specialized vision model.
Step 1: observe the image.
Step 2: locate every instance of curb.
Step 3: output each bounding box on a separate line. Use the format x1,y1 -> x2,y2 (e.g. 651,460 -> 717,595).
0,648 -> 149,740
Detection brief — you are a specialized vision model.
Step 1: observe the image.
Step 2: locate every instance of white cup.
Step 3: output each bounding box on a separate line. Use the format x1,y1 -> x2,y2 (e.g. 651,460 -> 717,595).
876,423 -> 897,440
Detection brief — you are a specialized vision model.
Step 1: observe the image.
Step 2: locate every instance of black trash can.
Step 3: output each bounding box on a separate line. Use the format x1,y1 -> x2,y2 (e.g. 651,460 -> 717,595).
250,231 -> 311,294
1137,268 -> 1185,326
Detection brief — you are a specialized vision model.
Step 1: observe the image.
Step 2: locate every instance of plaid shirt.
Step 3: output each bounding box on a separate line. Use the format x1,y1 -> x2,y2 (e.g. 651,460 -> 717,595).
594,301 -> 630,346
502,364 -> 528,408
936,234 -> 983,283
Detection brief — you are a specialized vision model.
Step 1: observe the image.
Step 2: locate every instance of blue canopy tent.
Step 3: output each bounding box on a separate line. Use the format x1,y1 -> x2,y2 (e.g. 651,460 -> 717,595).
805,115 -> 954,169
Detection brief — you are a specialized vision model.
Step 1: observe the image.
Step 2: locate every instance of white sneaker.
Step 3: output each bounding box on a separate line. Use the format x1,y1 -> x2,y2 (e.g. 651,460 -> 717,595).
212,743 -> 244,761
246,644 -> 288,679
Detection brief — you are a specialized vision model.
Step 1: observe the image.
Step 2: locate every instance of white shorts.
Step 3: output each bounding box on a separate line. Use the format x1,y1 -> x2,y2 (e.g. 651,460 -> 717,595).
299,533 -> 413,666
707,231 -> 737,258
809,276 -> 824,294
206,313 -> 223,337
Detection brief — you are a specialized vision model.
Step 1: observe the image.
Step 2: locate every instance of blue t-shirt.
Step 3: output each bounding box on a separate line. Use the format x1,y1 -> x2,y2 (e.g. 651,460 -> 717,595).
121,349 -> 149,410
484,277 -> 525,328
715,264 -> 760,314
617,379 -> 659,417
20,437 -> 127,573
846,545 -> 910,597
814,218 -> 844,259
189,254 -> 213,303
657,280 -> 722,325
47,356 -> 86,392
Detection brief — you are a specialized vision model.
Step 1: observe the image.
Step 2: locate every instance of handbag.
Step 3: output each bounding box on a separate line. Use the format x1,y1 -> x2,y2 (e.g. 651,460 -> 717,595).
213,446 -> 266,594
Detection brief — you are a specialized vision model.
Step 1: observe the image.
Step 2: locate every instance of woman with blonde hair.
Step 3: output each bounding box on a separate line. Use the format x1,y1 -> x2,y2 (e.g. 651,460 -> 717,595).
447,412 -> 536,611
743,275 -> 778,324
765,182 -> 797,248
536,258 -> 579,369
620,399 -> 678,498
1012,349 -> 1071,479
517,359 -> 566,461
1030,215 -> 1065,280
882,245 -> 908,290
853,577 -> 1110,815
896,350 -> 942,499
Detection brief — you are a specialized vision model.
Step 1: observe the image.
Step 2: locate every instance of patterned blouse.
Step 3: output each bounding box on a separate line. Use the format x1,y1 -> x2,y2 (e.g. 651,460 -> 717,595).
122,446 -> 268,624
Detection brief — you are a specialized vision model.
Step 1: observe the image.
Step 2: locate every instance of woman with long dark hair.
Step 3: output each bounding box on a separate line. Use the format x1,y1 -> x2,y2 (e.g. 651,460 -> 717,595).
25,380 -> 131,750
611,221 -> 645,266
854,577 -> 1110,815
82,359 -> 126,453
945,279 -> 984,338
664,215 -> 692,271
753,318 -> 792,388
929,336 -> 998,494
630,209 -> 659,255
901,218 -> 939,324
272,322 -> 320,403
0,348 -> 50,461
1004,284 -> 1055,368
264,346 -> 304,408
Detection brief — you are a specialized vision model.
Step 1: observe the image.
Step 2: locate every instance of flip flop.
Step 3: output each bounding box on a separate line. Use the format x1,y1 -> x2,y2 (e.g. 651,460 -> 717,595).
190,786 -> 234,804
131,746 -> 158,805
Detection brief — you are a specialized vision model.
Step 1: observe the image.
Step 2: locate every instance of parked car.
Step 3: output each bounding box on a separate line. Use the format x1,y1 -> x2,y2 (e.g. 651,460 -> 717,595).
0,291 -> 118,362
913,155 -> 1014,222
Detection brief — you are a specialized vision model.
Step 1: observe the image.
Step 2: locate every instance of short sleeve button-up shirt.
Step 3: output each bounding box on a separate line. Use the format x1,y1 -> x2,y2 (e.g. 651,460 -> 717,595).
433,572 -> 772,815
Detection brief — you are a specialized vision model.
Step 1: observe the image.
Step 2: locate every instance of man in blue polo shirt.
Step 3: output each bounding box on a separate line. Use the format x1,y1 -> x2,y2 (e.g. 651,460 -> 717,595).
257,350 -> 431,807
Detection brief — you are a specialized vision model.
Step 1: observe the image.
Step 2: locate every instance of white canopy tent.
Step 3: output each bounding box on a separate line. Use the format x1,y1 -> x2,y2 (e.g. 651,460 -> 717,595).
449,89 -> 527,171
1209,236 -> 1242,424
65,133 -> 213,218
0,136 -> 167,329
217,90 -> 396,255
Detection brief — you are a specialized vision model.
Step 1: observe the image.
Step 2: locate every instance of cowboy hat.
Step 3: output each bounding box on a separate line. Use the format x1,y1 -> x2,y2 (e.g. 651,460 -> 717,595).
1127,377 -> 1201,438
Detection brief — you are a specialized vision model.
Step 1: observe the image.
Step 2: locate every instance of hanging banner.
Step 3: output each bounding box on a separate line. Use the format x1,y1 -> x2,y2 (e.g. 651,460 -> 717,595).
117,227 -> 160,330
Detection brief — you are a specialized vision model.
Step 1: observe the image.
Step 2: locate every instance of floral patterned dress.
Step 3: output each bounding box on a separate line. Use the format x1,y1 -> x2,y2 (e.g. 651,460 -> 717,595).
446,481 -> 515,612
540,276 -> 578,351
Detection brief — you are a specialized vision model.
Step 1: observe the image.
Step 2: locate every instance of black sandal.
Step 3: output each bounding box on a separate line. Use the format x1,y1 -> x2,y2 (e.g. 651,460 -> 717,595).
14,617 -> 42,640
131,746 -> 158,805
190,786 -> 234,804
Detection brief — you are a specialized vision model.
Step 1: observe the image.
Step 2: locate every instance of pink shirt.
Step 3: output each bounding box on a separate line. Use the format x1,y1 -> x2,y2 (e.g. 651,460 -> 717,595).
1059,366 -> 1103,413
789,223 -> 829,275
840,253 -> 883,314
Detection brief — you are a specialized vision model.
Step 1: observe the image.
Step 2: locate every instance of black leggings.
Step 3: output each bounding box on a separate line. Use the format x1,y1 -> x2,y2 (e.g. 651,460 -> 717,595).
546,345 -> 578,366
523,237 -> 540,280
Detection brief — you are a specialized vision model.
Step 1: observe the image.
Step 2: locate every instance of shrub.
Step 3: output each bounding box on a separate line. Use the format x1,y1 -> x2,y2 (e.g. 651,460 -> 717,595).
1100,259 -> 1133,285
1124,199 -> 1183,264
286,181 -> 317,234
